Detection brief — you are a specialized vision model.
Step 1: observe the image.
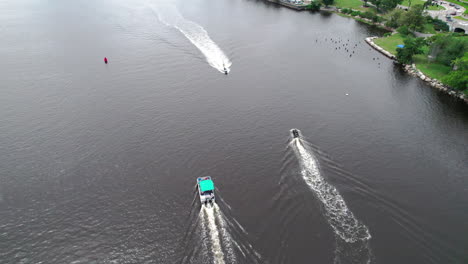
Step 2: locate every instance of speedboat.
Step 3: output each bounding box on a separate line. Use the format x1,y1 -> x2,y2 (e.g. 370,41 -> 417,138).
197,176 -> 215,206
291,128 -> 300,139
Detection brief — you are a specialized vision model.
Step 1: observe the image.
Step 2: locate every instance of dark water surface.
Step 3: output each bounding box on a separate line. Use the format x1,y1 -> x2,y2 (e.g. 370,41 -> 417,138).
1,0 -> 467,263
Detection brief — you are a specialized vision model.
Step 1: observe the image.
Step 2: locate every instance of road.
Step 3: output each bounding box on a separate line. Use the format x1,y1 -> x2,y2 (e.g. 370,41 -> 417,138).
427,1 -> 468,31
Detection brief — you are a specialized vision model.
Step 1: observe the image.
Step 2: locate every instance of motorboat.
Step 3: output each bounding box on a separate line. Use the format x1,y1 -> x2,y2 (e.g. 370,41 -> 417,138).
291,128 -> 300,139
197,176 -> 215,206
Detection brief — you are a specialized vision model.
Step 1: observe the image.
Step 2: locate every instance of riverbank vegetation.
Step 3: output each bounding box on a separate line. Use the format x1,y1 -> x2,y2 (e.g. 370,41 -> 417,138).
305,0 -> 467,96
376,31 -> 467,92
374,33 -> 404,53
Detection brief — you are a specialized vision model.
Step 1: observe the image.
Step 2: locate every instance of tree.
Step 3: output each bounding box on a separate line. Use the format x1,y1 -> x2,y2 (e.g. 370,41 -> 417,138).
429,34 -> 468,66
321,0 -> 334,7
385,9 -> 404,28
442,52 -> 468,90
398,4 -> 425,31
307,0 -> 321,11
442,70 -> 468,90
396,37 -> 427,64
428,17 -> 449,32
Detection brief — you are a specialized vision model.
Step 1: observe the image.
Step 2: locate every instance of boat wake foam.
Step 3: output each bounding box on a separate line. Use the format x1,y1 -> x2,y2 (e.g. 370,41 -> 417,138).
181,196 -> 263,264
291,138 -> 371,243
150,2 -> 232,73
202,205 -> 229,264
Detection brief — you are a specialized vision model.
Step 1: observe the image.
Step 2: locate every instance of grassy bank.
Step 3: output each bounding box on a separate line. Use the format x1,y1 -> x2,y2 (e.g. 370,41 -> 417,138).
334,0 -> 374,11
413,55 -> 452,79
334,0 -> 364,10
374,34 -> 455,86
373,33 -> 404,54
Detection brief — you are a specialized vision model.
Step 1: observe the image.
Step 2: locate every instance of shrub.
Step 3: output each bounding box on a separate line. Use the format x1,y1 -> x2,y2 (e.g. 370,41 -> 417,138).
432,18 -> 449,32
372,15 -> 382,22
397,26 -> 413,36
396,37 -> 427,64
341,8 -> 351,13
361,11 -> 375,19
442,70 -> 468,90
307,1 -> 322,11
351,11 -> 361,16
431,34 -> 468,66
383,32 -> 392,37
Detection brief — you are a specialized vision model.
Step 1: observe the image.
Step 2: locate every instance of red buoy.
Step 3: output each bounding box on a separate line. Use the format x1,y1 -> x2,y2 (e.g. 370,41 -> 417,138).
104,57 -> 108,64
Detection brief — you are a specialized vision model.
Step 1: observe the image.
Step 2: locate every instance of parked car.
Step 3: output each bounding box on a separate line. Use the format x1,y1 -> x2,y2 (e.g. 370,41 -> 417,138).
450,11 -> 457,15
454,6 -> 460,9
449,3 -> 455,6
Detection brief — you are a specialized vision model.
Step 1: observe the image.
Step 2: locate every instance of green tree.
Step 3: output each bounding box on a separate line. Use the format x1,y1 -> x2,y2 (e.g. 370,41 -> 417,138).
399,4 -> 425,31
442,52 -> 468,90
430,34 -> 468,66
307,0 -> 321,10
385,9 -> 404,28
396,37 -> 427,64
321,0 -> 334,7
427,17 -> 449,32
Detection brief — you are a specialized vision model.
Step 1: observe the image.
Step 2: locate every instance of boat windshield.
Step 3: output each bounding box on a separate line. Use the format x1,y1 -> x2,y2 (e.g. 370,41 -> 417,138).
202,190 -> 213,195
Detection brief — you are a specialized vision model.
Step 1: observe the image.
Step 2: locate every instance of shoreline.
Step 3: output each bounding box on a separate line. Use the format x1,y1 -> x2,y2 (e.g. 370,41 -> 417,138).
265,0 -> 467,103
266,0 -> 308,10
365,36 -> 468,103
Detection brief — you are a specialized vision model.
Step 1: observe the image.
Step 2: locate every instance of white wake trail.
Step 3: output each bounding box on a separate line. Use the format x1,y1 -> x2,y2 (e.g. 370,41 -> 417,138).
150,2 -> 232,73
293,138 -> 371,243
202,206 -> 226,264
213,204 -> 237,263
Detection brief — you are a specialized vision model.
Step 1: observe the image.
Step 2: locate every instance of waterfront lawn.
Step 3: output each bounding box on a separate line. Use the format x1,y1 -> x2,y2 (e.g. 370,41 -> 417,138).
373,33 -> 404,55
413,54 -> 451,80
334,0 -> 368,11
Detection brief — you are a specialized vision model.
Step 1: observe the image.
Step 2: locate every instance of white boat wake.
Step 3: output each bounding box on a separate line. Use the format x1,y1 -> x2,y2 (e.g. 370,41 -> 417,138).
150,2 -> 232,73
202,205 -> 228,264
199,204 -> 237,264
292,138 -> 371,243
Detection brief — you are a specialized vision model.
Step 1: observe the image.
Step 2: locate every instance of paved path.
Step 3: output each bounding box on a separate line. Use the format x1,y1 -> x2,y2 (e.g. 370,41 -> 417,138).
426,1 -> 468,32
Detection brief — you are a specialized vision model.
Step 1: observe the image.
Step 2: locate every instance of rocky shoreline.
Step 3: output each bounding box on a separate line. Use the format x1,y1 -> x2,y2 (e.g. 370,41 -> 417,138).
365,36 -> 396,59
365,36 -> 467,103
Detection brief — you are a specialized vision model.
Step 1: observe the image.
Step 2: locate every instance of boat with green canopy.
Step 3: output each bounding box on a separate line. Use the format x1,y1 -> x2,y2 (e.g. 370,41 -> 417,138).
197,176 -> 215,206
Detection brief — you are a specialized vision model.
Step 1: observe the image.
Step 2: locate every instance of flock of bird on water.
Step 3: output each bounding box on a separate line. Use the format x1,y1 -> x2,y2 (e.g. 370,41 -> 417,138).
314,37 -> 382,68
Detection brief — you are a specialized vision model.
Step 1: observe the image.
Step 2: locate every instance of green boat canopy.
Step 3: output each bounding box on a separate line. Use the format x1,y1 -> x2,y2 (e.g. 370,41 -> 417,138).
200,179 -> 214,192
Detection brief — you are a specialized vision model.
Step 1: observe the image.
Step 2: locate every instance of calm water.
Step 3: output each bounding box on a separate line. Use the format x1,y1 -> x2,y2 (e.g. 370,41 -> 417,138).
1,0 -> 467,263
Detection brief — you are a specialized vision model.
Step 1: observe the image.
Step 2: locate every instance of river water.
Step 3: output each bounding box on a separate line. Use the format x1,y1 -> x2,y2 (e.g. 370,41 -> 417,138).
1,0 -> 467,263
